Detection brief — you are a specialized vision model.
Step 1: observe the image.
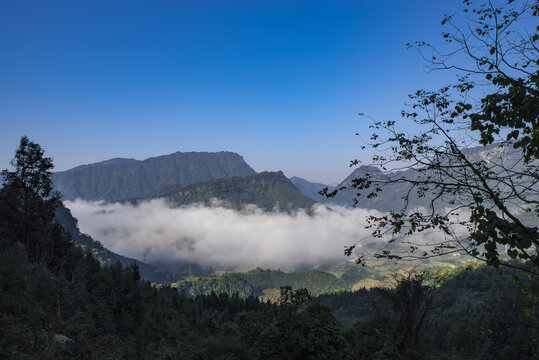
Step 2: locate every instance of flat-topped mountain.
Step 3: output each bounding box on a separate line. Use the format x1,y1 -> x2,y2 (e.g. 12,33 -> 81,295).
53,151 -> 256,202
157,171 -> 316,212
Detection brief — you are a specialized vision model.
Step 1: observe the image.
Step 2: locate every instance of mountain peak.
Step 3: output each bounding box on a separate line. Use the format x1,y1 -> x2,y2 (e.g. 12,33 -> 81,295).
342,165 -> 382,184
289,176 -> 335,203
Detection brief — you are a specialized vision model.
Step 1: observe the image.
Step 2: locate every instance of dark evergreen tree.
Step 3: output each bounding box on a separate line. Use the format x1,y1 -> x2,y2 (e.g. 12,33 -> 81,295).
0,136 -> 72,269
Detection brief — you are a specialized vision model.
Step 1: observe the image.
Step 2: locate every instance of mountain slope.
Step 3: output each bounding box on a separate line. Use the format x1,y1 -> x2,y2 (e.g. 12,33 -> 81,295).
327,143 -> 530,211
157,171 -> 317,212
327,166 -> 421,211
289,176 -> 335,203
53,151 -> 256,202
55,203 -> 181,284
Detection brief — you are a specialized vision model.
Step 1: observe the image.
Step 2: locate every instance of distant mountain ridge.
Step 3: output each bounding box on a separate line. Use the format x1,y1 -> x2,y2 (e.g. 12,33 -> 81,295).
289,176 -> 335,203
157,171 -> 316,212
289,169 -> 404,210
68,157 -> 139,170
326,166 -> 413,210
53,151 -> 256,202
323,143 -> 528,211
52,144 -> 519,212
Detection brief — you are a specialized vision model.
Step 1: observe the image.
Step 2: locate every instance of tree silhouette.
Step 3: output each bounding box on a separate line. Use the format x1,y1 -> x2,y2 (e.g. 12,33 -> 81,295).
326,0 -> 538,274
0,136 -> 69,266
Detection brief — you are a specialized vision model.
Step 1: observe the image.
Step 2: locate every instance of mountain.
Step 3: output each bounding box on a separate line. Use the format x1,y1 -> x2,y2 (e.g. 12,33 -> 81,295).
156,171 -> 317,212
53,151 -> 256,202
289,176 -> 335,203
327,143 -> 531,211
55,203 -> 182,284
326,166 -> 422,211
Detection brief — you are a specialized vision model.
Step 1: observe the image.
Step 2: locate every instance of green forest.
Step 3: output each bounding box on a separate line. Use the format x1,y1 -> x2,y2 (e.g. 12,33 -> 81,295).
174,268 -> 347,300
2,0 -> 539,358
1,137 -> 538,359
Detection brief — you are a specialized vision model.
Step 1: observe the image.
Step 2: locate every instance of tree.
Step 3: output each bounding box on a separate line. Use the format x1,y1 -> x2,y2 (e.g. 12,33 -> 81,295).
326,0 -> 539,274
0,136 -> 69,266
2,135 -> 54,199
379,271 -> 435,356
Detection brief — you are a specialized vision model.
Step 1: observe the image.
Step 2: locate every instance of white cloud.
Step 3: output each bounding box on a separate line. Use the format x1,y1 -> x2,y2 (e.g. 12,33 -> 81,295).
65,199 -> 393,270
65,199 -> 472,270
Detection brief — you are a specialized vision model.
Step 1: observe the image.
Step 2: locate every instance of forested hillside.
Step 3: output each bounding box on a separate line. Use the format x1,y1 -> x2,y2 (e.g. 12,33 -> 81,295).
0,137 -> 351,359
158,171 -> 316,212
175,268 -> 348,300
316,264 -> 539,359
1,137 -> 537,359
54,203 -> 180,284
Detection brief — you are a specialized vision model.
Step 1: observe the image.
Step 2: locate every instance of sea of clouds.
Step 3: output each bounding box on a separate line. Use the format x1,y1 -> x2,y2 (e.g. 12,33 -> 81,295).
64,199 -> 463,270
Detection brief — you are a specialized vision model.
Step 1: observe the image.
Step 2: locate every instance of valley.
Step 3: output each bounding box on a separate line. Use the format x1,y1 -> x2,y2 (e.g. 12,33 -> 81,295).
54,149 -> 474,296
2,0 -> 537,358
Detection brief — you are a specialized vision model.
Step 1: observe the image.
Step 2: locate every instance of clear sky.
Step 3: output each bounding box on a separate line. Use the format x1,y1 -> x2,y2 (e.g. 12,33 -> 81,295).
0,0 -> 462,184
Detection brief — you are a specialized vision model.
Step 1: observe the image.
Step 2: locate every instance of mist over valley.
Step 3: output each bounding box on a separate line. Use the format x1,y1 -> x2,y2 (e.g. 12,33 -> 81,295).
2,1 -> 537,357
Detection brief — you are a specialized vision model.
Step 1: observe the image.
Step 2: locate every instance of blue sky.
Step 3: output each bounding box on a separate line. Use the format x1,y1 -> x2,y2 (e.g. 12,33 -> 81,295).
1,0 -> 461,184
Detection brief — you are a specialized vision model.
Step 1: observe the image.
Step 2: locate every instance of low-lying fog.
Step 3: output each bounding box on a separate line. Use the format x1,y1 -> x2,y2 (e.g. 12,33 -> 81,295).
65,199 -> 456,271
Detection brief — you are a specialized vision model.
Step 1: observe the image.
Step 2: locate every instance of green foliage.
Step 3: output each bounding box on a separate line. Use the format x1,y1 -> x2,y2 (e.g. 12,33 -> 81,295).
330,0 -> 539,275
0,138 -> 351,359
292,303 -> 351,360
2,135 -> 54,199
322,264 -> 539,359
2,137 -> 536,359
278,286 -> 311,307
175,268 -> 348,299
0,136 -> 72,267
